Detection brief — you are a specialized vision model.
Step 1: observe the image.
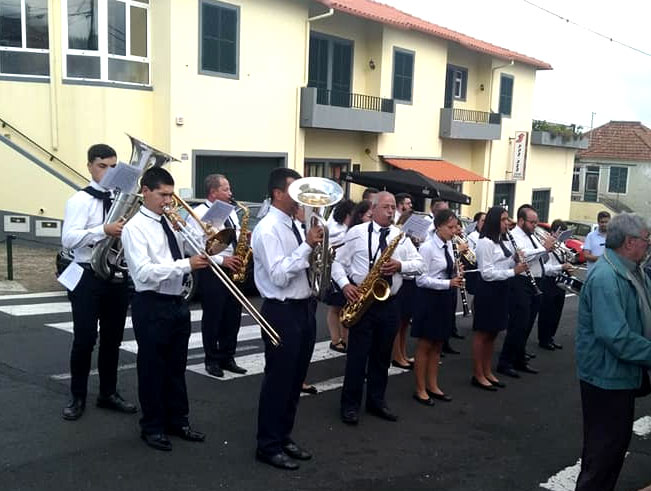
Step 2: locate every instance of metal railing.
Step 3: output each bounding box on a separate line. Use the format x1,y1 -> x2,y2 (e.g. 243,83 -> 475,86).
451,108 -> 501,125
315,89 -> 395,114
0,117 -> 88,183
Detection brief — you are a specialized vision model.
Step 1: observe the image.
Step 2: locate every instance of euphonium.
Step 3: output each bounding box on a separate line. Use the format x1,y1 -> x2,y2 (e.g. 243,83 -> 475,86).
230,200 -> 252,283
90,135 -> 177,281
339,232 -> 404,328
533,226 -> 577,264
287,177 -> 344,300
452,233 -> 477,268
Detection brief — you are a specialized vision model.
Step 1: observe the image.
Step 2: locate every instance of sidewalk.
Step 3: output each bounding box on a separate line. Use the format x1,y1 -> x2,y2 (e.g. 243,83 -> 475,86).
0,241 -> 64,293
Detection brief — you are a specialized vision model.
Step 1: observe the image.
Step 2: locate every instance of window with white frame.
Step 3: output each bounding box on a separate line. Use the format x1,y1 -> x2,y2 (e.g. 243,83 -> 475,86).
62,0 -> 149,85
572,166 -> 580,192
0,0 -> 49,77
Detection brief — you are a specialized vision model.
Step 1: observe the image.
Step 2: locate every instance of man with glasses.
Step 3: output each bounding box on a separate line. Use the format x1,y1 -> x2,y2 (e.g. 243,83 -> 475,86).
575,213 -> 651,490
583,211 -> 611,273
497,205 -> 555,378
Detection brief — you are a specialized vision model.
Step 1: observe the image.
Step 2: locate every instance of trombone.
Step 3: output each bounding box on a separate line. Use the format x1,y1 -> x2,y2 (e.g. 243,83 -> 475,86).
163,194 -> 281,347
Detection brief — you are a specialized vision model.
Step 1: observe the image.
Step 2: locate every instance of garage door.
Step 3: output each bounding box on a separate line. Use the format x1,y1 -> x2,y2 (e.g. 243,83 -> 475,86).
195,155 -> 284,202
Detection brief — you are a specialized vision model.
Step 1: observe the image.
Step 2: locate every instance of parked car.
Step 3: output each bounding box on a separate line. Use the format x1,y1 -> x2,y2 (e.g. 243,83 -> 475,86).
564,220 -> 597,241
538,222 -> 586,264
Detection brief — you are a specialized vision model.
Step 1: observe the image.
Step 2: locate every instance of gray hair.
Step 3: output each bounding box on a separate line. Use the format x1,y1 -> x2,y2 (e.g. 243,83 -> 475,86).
204,173 -> 226,196
605,213 -> 649,249
371,190 -> 394,207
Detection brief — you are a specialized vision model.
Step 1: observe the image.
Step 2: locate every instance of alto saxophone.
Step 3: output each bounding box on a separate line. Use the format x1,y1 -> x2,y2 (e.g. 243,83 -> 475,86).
339,232 -> 404,328
231,201 -> 252,283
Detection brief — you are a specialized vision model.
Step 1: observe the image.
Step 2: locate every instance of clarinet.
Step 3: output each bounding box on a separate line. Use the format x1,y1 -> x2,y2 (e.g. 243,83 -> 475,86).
451,241 -> 472,316
505,230 -> 543,296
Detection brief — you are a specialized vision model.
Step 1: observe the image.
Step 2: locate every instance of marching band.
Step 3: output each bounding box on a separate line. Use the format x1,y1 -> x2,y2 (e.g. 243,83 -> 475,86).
60,141 -> 583,468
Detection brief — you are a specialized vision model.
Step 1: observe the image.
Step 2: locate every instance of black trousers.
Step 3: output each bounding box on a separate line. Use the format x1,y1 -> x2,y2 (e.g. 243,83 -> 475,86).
198,268 -> 243,367
131,291 -> 191,435
68,269 -> 129,399
498,276 -> 542,370
257,298 -> 316,456
576,380 -> 636,491
537,276 -> 565,344
341,297 -> 399,413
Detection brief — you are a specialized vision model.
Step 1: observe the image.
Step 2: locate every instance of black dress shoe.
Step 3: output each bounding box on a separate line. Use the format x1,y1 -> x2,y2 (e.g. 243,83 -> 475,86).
488,379 -> 506,388
391,360 -> 413,370
538,342 -> 556,351
451,332 -> 465,340
552,342 -> 563,350
514,364 -> 539,374
496,367 -> 521,378
366,405 -> 398,422
470,376 -> 498,391
427,390 -> 452,402
220,359 -> 247,375
96,392 -> 137,414
62,397 -> 85,421
205,365 -> 224,377
141,433 -> 172,451
256,450 -> 299,470
525,351 -> 537,359
167,425 -> 205,442
442,345 -> 460,355
413,393 -> 435,406
300,385 -> 318,395
282,442 -> 312,460
341,410 -> 359,425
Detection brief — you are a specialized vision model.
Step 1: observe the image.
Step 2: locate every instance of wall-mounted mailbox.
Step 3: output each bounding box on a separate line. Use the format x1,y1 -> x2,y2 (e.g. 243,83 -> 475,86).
35,220 -> 61,237
4,215 -> 30,233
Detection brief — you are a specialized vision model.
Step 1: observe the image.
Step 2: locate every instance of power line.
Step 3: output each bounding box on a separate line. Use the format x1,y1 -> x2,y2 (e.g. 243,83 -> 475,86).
521,0 -> 651,58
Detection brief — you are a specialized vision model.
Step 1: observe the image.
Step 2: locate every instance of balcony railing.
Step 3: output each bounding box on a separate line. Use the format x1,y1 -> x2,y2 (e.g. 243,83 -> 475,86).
451,108 -> 501,125
315,89 -> 395,114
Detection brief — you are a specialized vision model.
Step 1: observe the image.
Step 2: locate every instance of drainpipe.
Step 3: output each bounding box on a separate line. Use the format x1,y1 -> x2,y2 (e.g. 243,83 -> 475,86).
484,59 -> 514,210
47,0 -> 60,151
293,7 -> 334,171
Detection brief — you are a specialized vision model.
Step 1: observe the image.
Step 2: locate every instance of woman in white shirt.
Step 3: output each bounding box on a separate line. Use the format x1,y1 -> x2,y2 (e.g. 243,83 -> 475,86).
411,209 -> 464,405
471,206 -> 528,391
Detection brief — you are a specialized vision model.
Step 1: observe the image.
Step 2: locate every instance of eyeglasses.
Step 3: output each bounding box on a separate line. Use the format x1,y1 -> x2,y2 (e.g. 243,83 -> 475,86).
525,219 -> 538,225
632,236 -> 651,244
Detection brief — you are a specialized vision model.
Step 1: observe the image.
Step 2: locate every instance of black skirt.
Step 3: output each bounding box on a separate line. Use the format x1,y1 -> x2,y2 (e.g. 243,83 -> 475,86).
397,278 -> 417,321
411,287 -> 456,341
472,278 -> 509,332
324,281 -> 346,307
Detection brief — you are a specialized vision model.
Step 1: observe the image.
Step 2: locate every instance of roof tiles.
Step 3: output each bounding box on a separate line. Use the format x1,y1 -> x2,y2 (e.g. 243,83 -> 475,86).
578,121 -> 651,162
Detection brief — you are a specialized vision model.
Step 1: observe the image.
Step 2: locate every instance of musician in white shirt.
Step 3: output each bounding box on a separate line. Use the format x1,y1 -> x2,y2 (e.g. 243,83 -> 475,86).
251,168 -> 322,471
122,167 -> 210,451
466,211 -> 486,252
187,174 -> 247,378
332,192 -> 424,425
496,205 -> 554,378
60,144 -> 136,421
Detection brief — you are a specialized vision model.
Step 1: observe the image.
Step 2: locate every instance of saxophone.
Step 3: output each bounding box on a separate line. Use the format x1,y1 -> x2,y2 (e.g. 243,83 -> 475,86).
339,232 -> 404,328
230,200 -> 252,283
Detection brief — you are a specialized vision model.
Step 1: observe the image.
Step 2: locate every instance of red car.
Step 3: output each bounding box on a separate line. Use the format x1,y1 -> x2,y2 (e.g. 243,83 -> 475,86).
538,223 -> 585,264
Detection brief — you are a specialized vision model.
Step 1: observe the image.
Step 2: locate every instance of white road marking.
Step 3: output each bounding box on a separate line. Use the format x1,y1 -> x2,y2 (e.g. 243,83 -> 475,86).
0,291 -> 66,301
300,366 -> 406,397
0,302 -> 71,316
633,415 -> 651,437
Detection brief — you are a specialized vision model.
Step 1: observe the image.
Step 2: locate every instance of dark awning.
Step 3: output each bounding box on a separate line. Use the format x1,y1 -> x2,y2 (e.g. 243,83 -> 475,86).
340,169 -> 471,205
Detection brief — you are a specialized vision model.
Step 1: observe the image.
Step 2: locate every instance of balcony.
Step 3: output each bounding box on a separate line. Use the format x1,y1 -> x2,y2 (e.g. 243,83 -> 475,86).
531,131 -> 589,149
439,108 -> 502,140
300,87 -> 395,133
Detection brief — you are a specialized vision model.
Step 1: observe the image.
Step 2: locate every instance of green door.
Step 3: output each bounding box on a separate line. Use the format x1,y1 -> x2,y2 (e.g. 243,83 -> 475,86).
195,155 -> 283,202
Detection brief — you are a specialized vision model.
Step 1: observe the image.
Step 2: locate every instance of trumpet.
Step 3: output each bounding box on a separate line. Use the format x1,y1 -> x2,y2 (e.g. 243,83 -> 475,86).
452,233 -> 477,268
163,194 -> 281,347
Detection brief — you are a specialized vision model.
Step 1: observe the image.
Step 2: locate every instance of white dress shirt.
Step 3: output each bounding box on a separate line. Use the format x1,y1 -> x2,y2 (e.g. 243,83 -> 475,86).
122,206 -> 192,295
467,230 -> 480,251
476,237 -> 517,282
331,221 -> 424,296
251,205 -> 312,301
61,180 -> 109,263
509,225 -> 549,278
544,250 -> 565,277
186,199 -> 240,266
327,220 -> 348,247
416,232 -> 454,290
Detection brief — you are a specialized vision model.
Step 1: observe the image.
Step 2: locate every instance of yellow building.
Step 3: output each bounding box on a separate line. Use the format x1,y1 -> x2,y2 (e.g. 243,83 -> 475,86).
0,0 -> 583,243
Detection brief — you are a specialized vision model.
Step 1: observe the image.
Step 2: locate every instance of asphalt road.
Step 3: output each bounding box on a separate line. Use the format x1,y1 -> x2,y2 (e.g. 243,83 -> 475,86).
0,291 -> 649,491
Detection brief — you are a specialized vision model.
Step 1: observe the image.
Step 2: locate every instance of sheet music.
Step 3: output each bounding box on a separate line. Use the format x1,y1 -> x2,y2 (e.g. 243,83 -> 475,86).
202,200 -> 234,228
556,229 -> 573,243
99,162 -> 141,193
402,214 -> 431,242
57,262 -> 84,291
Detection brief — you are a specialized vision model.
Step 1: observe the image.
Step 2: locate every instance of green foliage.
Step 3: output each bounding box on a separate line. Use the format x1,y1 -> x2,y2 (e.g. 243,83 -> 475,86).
532,120 -> 584,141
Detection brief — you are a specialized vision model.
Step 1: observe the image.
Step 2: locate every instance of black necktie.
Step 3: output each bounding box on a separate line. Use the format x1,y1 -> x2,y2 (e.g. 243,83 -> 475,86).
161,218 -> 182,260
443,243 -> 454,278
224,216 -> 238,249
378,227 -> 393,286
83,186 -> 112,217
291,221 -> 303,246
528,234 -> 545,275
499,239 -> 513,258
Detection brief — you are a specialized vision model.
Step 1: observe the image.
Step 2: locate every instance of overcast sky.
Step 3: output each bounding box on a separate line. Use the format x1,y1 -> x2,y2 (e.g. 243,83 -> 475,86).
381,0 -> 651,131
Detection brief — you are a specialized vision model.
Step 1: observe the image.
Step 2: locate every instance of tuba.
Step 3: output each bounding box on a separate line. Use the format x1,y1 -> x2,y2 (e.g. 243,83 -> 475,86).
288,177 -> 344,301
90,135 -> 178,281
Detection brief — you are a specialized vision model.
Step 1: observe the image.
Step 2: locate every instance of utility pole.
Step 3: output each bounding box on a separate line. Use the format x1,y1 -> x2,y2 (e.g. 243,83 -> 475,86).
589,112 -> 596,144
